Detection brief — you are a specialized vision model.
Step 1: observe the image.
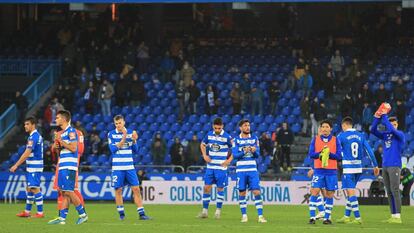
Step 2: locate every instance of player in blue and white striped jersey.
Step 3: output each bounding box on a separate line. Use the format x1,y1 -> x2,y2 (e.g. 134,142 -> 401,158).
10,116 -> 44,218
232,119 -> 267,223
198,117 -> 233,219
48,110 -> 87,225
108,115 -> 151,221
336,117 -> 379,224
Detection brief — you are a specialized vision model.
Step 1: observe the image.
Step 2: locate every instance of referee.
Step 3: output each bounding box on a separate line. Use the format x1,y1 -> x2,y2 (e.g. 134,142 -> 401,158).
371,104 -> 406,224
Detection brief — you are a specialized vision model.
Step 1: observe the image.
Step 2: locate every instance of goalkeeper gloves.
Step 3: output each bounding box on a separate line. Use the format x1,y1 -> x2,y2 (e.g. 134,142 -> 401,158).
374,102 -> 391,118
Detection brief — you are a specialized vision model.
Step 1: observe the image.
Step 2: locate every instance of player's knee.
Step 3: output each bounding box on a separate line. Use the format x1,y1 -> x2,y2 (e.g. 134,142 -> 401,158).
203,186 -> 212,193
325,191 -> 335,198
131,186 -> 140,194
115,188 -> 123,195
239,191 -> 247,196
252,190 -> 261,196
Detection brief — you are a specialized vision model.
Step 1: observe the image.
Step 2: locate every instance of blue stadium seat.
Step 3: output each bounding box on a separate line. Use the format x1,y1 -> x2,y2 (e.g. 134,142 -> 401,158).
164,131 -> 174,141
258,122 -> 268,132
167,115 -> 177,124
188,115 -> 199,124
203,123 -> 211,131
138,124 -> 149,131
156,114 -> 166,123
164,154 -> 172,165
170,123 -> 180,132
264,115 -> 274,124
197,131 -> 206,140
191,123 -> 202,132
99,131 -> 107,140
103,115 -> 112,123
181,122 -> 192,131
125,114 -> 134,123
96,122 -> 106,132
291,123 -> 301,134
134,114 -> 145,123
149,123 -> 159,132
145,114 -> 156,124
159,123 -> 170,132
185,131 -> 194,141
142,154 -> 153,165
231,115 -> 242,124
292,106 -> 301,116
82,114 -> 92,124
98,154 -> 108,164
253,115 -> 264,124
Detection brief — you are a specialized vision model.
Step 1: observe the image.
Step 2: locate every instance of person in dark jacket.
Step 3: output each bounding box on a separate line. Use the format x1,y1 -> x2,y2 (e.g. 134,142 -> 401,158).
393,79 -> 407,102
395,100 -> 407,131
130,74 -> 145,106
375,83 -> 389,106
115,74 -> 130,106
268,81 -> 280,114
276,122 -> 294,171
15,91 -> 28,124
400,165 -> 414,204
188,80 -> 200,114
170,137 -> 185,172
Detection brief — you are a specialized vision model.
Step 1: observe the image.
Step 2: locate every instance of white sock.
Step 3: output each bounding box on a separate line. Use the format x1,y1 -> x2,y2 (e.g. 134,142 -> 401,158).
202,208 -> 208,214
393,213 -> 401,218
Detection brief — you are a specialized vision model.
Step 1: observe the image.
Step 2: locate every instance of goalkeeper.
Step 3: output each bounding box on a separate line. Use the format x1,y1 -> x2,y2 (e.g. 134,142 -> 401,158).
307,120 -> 342,225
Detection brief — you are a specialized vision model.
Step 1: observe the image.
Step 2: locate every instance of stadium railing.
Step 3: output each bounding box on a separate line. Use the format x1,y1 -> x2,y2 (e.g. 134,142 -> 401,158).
0,64 -> 60,139
0,59 -> 61,77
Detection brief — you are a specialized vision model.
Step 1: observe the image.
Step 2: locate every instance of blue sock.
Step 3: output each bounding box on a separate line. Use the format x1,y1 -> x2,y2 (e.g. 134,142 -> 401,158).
316,195 -> 325,213
117,205 -> 125,217
254,194 -> 264,217
34,192 -> 43,214
349,195 -> 361,219
309,195 -> 318,219
59,208 -> 68,220
75,205 -> 86,217
345,197 -> 352,217
239,195 -> 247,215
324,197 -> 334,220
25,192 -> 34,213
202,193 -> 211,210
137,207 -> 145,217
216,191 -> 224,209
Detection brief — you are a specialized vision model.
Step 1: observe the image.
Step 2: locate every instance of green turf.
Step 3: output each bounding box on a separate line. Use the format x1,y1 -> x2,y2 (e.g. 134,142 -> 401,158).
1,203 -> 413,233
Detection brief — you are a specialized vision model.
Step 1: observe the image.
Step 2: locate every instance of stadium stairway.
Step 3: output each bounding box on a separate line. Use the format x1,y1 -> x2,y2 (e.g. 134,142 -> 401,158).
0,85 -> 58,161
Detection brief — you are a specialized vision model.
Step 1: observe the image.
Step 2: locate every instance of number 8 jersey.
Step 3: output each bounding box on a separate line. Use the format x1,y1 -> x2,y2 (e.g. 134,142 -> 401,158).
337,128 -> 378,174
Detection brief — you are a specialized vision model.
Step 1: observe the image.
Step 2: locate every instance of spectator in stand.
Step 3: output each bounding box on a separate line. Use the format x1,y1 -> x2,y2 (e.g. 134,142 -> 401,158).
361,102 -> 373,134
14,91 -> 28,124
89,133 -> 101,155
74,121 -> 87,138
374,145 -> 383,169
159,51 -> 175,83
330,49 -> 345,78
84,81 -> 97,114
230,82 -> 242,114
351,71 -> 366,97
115,73 -> 130,106
186,134 -> 201,167
276,122 -> 294,172
344,58 -> 360,89
395,100 -> 406,131
44,97 -> 64,128
309,58 -> 323,91
358,82 -> 373,104
315,101 -> 328,126
251,85 -> 264,115
130,73 -> 146,107
323,71 -> 335,98
298,68 -> 313,97
151,133 -> 167,165
98,79 -> 114,116
176,80 -> 186,121
340,93 -> 354,118
188,80 -> 200,114
170,137 -> 185,171
375,83 -> 389,106
78,66 -> 92,94
136,42 -> 150,74
268,81 -> 280,114
94,67 -> 102,83
294,57 -> 306,80
205,84 -> 218,115
310,97 -> 319,137
240,73 -> 251,114
181,61 -> 195,88
259,133 -> 273,158
393,79 -> 407,102
300,96 -> 310,136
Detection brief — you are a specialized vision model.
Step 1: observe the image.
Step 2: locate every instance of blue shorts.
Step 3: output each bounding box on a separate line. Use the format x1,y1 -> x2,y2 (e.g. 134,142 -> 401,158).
26,172 -> 41,188
236,171 -> 261,191
58,169 -> 76,192
311,174 -> 338,191
342,173 -> 362,189
204,169 -> 228,188
112,169 -> 140,189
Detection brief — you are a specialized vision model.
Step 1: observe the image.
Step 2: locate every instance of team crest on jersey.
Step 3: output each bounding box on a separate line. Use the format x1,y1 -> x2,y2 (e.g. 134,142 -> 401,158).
211,143 -> 221,152
69,132 -> 76,140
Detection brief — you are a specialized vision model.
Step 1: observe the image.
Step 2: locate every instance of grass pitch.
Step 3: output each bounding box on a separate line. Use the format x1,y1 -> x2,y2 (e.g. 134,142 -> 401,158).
0,203 -> 413,233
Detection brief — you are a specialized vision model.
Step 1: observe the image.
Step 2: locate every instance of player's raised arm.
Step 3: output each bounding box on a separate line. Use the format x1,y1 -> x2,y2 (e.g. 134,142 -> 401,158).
108,132 -> 119,154
381,115 -> 405,142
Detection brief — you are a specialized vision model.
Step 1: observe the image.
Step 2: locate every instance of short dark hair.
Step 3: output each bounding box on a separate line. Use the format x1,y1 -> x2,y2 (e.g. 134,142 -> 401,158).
238,119 -> 250,127
213,117 -> 223,125
389,117 -> 398,123
57,110 -> 71,122
320,119 -> 333,128
113,115 -> 124,121
341,116 -> 353,126
24,116 -> 37,125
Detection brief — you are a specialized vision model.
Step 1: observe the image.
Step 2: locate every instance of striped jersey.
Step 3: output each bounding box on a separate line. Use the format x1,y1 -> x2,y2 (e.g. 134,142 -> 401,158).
337,128 -> 378,174
58,125 -> 79,171
108,128 -> 138,171
25,130 -> 44,173
202,130 -> 232,171
233,134 -> 260,173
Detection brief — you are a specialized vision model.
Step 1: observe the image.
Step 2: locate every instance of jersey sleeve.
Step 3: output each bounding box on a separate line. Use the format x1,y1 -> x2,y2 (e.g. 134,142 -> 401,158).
363,137 -> 378,167
227,134 -> 233,148
108,132 -> 119,154
329,137 -> 342,160
231,138 -> 244,159
253,136 -> 260,158
370,117 -> 384,140
308,138 -> 319,159
26,135 -> 36,150
68,128 -> 78,143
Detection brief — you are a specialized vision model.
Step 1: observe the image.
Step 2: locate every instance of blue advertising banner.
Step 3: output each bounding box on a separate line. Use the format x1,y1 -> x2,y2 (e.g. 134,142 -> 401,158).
0,172 -> 235,201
